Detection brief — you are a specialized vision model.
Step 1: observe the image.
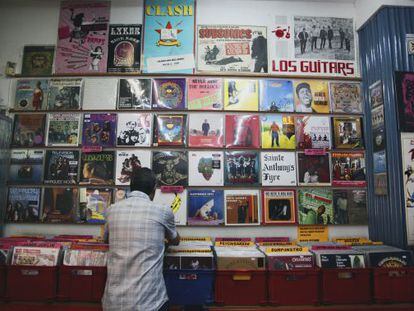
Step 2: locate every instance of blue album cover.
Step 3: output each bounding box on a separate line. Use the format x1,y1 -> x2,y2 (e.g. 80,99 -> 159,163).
9,150 -> 44,184
373,150 -> 386,174
259,79 -> 294,112
142,0 -> 195,73
188,190 -> 224,226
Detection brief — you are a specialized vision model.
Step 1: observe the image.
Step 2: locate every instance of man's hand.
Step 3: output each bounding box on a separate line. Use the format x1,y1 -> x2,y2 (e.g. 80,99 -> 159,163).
167,232 -> 180,246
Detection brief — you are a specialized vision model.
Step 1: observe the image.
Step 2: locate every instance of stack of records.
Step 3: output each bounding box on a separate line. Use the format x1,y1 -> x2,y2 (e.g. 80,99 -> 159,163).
11,242 -> 62,266
264,245 -> 314,270
63,243 -> 108,267
310,245 -> 366,269
351,245 -> 413,268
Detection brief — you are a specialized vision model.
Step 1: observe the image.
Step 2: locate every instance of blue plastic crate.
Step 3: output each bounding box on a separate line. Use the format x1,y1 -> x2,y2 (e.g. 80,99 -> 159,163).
164,269 -> 214,306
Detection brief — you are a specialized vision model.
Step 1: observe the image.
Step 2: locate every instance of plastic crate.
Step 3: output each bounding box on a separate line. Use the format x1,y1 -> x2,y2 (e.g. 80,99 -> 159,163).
6,265 -> 58,301
57,266 -> 107,302
373,267 -> 414,303
215,270 -> 266,305
321,268 -> 372,304
0,265 -> 6,300
268,269 -> 320,305
164,269 -> 214,306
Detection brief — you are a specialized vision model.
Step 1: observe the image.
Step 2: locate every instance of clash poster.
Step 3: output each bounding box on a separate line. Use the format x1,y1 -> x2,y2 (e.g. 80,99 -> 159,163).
55,1 -> 110,74
396,72 -> 414,132
402,135 -> 414,244
142,0 -> 195,73
197,25 -> 268,73
270,15 -> 357,77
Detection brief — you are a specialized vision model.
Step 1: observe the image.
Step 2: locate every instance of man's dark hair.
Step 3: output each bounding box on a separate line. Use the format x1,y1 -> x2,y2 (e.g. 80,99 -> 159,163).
296,82 -> 311,95
130,167 -> 157,195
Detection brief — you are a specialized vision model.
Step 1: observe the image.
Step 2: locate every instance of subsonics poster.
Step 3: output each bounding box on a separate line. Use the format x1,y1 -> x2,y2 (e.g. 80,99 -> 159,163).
142,0 -> 196,73
270,15 -> 358,77
56,1 -> 110,74
401,134 -> 414,245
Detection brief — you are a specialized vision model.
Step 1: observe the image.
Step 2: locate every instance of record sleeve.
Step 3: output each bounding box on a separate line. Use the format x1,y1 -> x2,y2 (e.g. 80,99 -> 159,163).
261,115 -> 295,149
47,78 -> 83,110
188,190 -> 224,226
188,113 -> 223,147
82,78 -> 118,110
224,151 -> 260,185
333,189 -> 368,225
44,150 -> 79,185
373,150 -> 387,174
188,151 -> 224,186
223,79 -> 259,111
262,189 -> 296,225
42,187 -> 78,223
63,249 -> 107,266
297,152 -> 331,186
113,188 -> 130,203
294,80 -> 329,113
79,187 -> 112,224
80,151 -> 115,185
371,105 -> 386,151
82,113 -> 117,148
46,113 -> 81,146
115,150 -> 151,186
21,45 -> 54,76
197,25 -> 267,73
152,78 -> 186,110
259,79 -> 294,112
12,114 -> 46,147
369,80 -> 384,109
296,116 -> 331,150
298,188 -> 333,225
395,72 -> 414,132
314,251 -> 365,268
153,114 -> 187,146
187,78 -> 223,110
332,117 -> 364,149
117,113 -> 152,147
329,82 -> 362,113
153,189 -> 187,226
261,152 -> 296,186
224,189 -> 260,226
55,1 -> 110,74
331,152 -> 366,187
14,79 -> 49,111
9,150 -> 44,184
107,24 -> 142,73
6,187 -> 41,222
117,79 -> 152,109
225,114 -> 260,148
152,151 -> 188,186
11,246 -> 60,266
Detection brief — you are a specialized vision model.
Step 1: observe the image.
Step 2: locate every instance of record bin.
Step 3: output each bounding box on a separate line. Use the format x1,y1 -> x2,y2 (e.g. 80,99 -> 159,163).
57,266 -> 107,302
0,265 -> 6,300
373,267 -> 414,303
321,268 -> 372,304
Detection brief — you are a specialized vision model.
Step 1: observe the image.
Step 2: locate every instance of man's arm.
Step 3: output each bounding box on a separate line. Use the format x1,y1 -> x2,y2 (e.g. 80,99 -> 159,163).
163,207 -> 180,246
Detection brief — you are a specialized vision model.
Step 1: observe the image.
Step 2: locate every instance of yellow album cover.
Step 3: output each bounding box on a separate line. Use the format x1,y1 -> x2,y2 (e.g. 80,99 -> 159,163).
293,80 -> 329,113
224,79 -> 259,111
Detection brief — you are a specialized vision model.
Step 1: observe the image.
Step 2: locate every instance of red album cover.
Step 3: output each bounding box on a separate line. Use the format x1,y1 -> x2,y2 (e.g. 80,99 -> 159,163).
225,114 -> 260,148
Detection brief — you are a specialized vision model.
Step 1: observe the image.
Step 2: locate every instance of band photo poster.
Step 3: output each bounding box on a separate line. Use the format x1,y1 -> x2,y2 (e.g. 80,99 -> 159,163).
402,134 -> 414,245
270,15 -> 358,77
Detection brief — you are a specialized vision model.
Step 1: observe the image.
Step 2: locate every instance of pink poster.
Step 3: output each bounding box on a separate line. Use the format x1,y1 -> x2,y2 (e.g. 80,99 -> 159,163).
55,1 -> 110,74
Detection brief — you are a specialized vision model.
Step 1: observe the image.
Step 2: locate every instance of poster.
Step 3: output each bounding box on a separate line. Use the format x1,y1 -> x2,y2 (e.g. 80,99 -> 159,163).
261,152 -> 296,186
270,15 -> 357,77
402,134 -> 414,244
142,0 -> 195,73
395,72 -> 414,132
369,80 -> 384,109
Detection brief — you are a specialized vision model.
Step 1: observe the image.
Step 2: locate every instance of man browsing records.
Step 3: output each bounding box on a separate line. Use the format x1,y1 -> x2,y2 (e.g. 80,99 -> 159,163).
102,168 -> 180,311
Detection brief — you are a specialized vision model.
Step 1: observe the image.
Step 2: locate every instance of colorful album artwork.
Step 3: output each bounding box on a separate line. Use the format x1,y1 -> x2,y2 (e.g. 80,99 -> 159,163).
15,79 -> 49,111
297,188 -> 333,225
369,80 -> 384,109
153,189 -> 187,226
113,188 -> 131,203
152,151 -> 188,186
259,79 -> 294,112
9,150 -> 44,184
115,150 -> 151,186
188,113 -> 224,147
293,80 -> 329,113
297,153 -> 331,186
12,114 -> 46,147
80,151 -> 115,185
6,187 -> 41,222
21,45 -> 54,76
261,152 -> 296,186
82,113 -> 117,148
42,187 -> 78,223
333,189 -> 368,225
188,190 -> 224,226
329,82 -> 362,113
152,78 -> 186,109
225,114 -> 260,148
262,190 -> 296,224
117,79 -> 152,109
188,151 -> 224,186
153,114 -> 186,146
117,113 -> 152,147
44,150 -> 79,185
296,116 -> 331,149
261,115 -> 295,149
79,187 -> 112,224
46,113 -> 81,146
332,117 -> 364,149
224,151 -> 260,185
47,79 -> 83,110
223,79 -> 259,111
224,189 -> 260,226
396,72 -> 414,132
187,78 -> 223,110
372,105 -> 386,151
331,152 -> 366,187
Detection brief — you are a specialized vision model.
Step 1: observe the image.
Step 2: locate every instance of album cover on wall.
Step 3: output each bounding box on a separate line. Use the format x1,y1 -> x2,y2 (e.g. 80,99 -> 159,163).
80,151 -> 115,185
187,78 -> 223,110
188,113 -> 224,147
225,151 -> 260,185
261,115 -> 295,149
82,78 -> 118,110
46,113 -> 81,146
395,72 -> 414,132
21,45 -> 54,76
117,113 -> 152,147
42,187 -> 78,223
15,79 -> 49,111
47,79 -> 82,110
152,151 -> 188,186
82,113 -> 117,148
298,188 -> 333,225
297,152 -> 331,186
223,79 -> 259,111
153,114 -> 187,146
261,152 -> 296,186
224,189 -> 260,226
12,114 -> 46,147
188,151 -> 224,186
372,105 -> 386,151
333,189 -> 368,225
152,79 -> 186,110
402,136 -> 414,211
79,187 -> 112,224
374,173 -> 388,196
117,79 -> 152,109
293,80 -> 329,113
369,80 -> 384,109
329,82 -> 362,113
188,190 -> 224,226
296,116 -> 331,149
259,79 -> 294,112
6,187 -> 41,222
113,188 -> 130,203
225,114 -> 260,148
262,190 -> 296,225
9,150 -> 44,184
373,150 -> 387,174
115,150 -> 151,186
332,117 -> 364,149
153,189 -> 187,226
331,152 -> 366,187
44,150 -> 79,185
